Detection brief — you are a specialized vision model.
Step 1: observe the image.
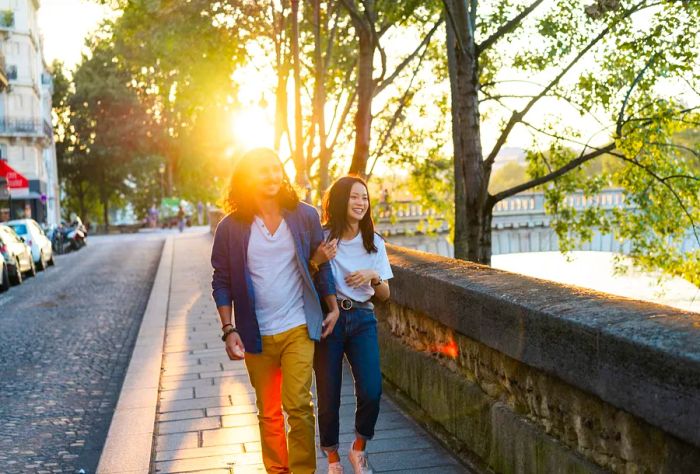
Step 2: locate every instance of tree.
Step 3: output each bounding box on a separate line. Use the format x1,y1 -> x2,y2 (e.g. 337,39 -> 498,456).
441,0 -> 700,285
107,0 -> 249,202
67,39 -> 153,229
340,0 -> 443,176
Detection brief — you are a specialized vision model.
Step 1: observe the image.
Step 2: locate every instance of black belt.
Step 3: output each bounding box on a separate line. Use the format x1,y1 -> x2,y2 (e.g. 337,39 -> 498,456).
337,297 -> 374,311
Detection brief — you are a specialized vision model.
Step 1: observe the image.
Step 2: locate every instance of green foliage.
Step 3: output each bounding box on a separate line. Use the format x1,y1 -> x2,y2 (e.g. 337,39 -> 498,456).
489,161 -> 528,194
385,87 -> 454,236
57,39 -> 155,225
69,0 -> 699,285
0,10 -> 14,28
443,0 -> 700,283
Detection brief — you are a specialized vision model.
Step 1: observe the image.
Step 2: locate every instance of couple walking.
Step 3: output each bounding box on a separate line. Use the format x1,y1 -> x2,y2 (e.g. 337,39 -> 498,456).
211,147 -> 393,473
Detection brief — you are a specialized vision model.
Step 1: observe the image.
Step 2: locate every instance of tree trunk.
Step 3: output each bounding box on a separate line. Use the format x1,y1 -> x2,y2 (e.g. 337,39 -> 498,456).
291,0 -> 309,195
312,0 -> 330,199
445,1 -> 491,264
77,182 -> 86,221
166,160 -> 173,197
349,26 -> 374,177
274,69 -> 289,152
102,197 -> 110,233
273,7 -> 289,153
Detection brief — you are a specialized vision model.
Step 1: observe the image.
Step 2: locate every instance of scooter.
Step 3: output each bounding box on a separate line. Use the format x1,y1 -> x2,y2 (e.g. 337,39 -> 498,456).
46,225 -> 71,255
65,221 -> 87,251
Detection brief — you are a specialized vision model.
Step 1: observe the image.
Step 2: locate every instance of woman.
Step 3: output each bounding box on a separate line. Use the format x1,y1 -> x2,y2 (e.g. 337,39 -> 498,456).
311,176 -> 393,474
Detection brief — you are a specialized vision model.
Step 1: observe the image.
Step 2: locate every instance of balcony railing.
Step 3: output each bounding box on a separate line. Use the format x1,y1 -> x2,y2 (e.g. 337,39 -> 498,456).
0,117 -> 53,139
43,119 -> 53,139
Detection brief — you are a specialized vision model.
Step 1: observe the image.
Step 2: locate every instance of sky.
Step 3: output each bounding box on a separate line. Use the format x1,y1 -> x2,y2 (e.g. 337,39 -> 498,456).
38,0 -> 114,68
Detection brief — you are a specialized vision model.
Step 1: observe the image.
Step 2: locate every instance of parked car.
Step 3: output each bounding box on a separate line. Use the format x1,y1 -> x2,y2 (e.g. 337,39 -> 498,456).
0,252 -> 9,292
0,224 -> 35,285
6,219 -> 54,270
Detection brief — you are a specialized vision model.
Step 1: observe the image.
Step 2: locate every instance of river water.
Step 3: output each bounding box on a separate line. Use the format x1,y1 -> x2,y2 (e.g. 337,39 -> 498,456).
492,251 -> 699,314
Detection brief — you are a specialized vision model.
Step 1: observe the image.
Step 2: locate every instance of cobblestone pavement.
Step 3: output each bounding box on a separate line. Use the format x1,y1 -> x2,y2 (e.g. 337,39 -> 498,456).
153,230 -> 468,473
0,232 -> 165,474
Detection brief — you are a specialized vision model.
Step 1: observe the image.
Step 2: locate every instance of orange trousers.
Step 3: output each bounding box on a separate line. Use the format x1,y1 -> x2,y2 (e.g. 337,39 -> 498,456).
244,324 -> 316,474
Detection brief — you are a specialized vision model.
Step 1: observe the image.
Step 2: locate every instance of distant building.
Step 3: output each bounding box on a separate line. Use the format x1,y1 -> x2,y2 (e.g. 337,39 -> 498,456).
0,0 -> 59,225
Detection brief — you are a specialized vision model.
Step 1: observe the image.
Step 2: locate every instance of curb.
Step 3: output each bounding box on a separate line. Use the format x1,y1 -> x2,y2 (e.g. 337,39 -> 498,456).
96,236 -> 174,474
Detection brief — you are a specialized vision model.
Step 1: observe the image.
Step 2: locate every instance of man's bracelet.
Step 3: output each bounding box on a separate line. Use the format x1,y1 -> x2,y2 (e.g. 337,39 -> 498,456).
221,326 -> 239,342
222,323 -> 233,330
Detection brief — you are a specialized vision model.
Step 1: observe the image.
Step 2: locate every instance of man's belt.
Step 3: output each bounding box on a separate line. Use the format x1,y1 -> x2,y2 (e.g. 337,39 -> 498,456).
337,297 -> 374,311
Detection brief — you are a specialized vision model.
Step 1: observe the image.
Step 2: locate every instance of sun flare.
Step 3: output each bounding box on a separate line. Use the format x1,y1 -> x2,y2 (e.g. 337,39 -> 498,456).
230,105 -> 275,151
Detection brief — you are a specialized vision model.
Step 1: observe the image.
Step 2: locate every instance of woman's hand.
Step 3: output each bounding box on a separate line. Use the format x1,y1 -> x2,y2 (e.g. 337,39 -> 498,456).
311,238 -> 338,265
322,308 -> 340,338
345,269 -> 379,289
224,331 -> 246,361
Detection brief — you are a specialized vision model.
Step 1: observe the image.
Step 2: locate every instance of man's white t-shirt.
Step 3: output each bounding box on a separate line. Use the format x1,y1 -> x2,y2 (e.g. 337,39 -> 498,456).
247,217 -> 306,335
329,231 -> 394,303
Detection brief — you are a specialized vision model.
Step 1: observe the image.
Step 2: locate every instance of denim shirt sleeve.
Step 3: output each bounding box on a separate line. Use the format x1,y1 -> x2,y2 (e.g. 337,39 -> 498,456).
211,219 -> 233,308
308,207 -> 336,298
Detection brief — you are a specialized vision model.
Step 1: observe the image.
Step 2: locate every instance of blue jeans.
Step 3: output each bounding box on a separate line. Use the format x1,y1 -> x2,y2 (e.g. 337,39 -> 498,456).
314,307 -> 382,452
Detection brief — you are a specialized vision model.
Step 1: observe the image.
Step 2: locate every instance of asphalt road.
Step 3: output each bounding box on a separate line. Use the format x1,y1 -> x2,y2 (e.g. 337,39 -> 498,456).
0,233 -> 165,474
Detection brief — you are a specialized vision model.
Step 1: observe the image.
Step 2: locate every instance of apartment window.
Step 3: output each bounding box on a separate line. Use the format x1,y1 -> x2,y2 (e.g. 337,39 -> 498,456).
6,64 -> 17,81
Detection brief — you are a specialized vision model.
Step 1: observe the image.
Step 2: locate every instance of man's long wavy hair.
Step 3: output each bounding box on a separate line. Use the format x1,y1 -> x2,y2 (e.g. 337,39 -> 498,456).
223,147 -> 299,223
322,175 -> 378,254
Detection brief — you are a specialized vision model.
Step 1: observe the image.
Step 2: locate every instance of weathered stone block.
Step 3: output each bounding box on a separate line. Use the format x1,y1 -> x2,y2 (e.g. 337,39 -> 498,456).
379,245 -> 700,473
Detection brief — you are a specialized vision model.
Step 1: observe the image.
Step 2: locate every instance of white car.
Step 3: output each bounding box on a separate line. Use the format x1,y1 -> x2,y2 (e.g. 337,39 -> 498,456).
6,219 -> 54,270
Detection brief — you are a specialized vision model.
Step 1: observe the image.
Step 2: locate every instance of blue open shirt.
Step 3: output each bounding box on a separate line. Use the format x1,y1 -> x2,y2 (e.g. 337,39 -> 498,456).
211,202 -> 336,353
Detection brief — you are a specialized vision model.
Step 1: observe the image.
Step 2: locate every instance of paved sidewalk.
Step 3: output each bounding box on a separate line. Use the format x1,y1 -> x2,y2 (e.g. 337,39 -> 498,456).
152,230 -> 466,473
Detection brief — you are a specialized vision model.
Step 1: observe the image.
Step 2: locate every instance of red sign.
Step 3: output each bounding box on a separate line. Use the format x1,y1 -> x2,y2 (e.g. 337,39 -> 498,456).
0,160 -> 29,189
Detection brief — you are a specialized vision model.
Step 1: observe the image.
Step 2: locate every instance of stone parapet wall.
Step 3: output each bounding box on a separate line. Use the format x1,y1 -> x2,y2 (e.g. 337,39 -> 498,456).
378,245 -> 700,473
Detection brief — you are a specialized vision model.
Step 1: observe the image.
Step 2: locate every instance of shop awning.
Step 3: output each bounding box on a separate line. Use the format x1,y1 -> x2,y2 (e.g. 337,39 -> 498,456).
0,160 -> 29,190
7,189 -> 41,199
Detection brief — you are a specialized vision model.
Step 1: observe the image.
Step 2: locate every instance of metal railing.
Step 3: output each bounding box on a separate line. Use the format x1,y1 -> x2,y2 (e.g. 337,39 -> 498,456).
43,119 -> 53,139
0,117 -> 53,138
377,189 -> 628,222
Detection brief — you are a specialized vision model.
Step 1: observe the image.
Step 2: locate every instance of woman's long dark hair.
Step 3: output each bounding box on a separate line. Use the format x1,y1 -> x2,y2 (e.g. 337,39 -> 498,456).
223,147 -> 299,222
322,175 -> 378,253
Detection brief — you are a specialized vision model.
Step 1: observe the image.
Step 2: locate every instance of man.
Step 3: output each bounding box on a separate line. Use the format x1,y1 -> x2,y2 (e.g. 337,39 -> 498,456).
211,147 -> 339,473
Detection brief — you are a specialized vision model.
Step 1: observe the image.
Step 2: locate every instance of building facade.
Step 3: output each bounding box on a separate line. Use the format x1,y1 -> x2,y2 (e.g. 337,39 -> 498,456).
0,0 -> 58,225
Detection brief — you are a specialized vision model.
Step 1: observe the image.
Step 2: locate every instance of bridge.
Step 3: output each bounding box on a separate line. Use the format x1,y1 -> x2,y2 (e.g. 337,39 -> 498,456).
377,189 -> 700,257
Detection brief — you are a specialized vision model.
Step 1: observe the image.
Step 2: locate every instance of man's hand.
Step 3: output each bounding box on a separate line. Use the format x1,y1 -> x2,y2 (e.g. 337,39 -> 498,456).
311,239 -> 338,265
321,308 -> 340,338
224,331 -> 246,360
345,269 -> 379,288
